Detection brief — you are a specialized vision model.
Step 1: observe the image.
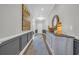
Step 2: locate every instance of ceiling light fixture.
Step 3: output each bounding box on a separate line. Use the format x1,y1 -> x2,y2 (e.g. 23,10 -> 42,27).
41,8 -> 44,11
37,17 -> 45,21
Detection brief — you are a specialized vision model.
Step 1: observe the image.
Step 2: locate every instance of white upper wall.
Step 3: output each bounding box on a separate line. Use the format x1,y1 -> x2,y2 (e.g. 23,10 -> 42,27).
26,4 -> 55,31
50,4 -> 79,37
0,4 -> 22,38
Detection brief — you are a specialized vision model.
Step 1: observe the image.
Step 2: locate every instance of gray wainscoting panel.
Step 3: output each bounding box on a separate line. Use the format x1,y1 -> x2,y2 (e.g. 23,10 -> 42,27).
54,37 -> 67,55
74,39 -> 79,55
21,34 -> 27,50
0,37 -> 20,55
27,32 -> 31,42
66,38 -> 74,55
54,36 -> 74,55
0,31 -> 35,55
46,32 -> 74,55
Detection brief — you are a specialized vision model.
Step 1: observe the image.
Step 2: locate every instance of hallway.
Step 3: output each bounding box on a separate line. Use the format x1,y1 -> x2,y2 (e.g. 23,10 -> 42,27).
18,31 -> 74,55
0,4 -> 79,55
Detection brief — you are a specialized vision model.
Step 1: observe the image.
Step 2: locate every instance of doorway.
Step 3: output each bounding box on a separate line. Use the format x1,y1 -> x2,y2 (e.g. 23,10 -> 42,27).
37,23 -> 42,33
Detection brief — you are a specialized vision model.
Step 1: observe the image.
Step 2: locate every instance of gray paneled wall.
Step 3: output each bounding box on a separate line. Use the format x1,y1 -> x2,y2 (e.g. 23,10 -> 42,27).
54,36 -> 74,55
66,37 -> 73,55
21,34 -> 28,50
0,37 -> 20,55
0,31 -> 33,55
74,39 -> 79,55
46,32 -> 74,55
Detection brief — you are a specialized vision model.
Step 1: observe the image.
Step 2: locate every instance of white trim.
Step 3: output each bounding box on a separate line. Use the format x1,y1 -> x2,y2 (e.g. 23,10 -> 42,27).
0,30 -> 32,44
73,36 -> 79,40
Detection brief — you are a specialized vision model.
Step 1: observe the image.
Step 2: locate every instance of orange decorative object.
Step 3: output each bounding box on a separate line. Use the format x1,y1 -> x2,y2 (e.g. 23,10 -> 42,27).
56,21 -> 62,35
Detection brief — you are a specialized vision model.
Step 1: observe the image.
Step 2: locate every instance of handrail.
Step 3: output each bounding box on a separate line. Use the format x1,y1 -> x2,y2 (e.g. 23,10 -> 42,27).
19,38 -> 33,55
42,33 -> 54,55
19,34 -> 35,55
0,30 -> 33,44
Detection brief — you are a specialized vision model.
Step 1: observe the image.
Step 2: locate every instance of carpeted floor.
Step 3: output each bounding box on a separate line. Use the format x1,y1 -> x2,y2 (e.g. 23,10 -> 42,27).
24,34 -> 49,55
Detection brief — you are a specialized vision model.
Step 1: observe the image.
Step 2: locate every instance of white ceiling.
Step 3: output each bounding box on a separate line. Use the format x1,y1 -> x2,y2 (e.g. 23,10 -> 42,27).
24,4 -> 55,30
25,4 -> 55,19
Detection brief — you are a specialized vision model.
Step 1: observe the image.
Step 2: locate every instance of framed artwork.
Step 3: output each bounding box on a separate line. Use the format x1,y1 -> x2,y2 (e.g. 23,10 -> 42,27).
22,4 -> 31,31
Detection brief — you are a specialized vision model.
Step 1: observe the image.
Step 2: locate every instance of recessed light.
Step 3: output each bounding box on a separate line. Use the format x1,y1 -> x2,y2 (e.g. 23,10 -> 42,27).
41,8 -> 44,11
37,17 -> 45,21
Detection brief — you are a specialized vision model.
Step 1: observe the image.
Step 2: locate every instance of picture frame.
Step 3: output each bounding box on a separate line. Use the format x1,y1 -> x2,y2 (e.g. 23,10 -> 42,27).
22,4 -> 31,31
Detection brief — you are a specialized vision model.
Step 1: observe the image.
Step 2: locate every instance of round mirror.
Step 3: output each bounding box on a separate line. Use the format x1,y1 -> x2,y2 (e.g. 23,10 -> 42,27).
53,16 -> 58,26
52,15 -> 62,35
52,15 -> 60,33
